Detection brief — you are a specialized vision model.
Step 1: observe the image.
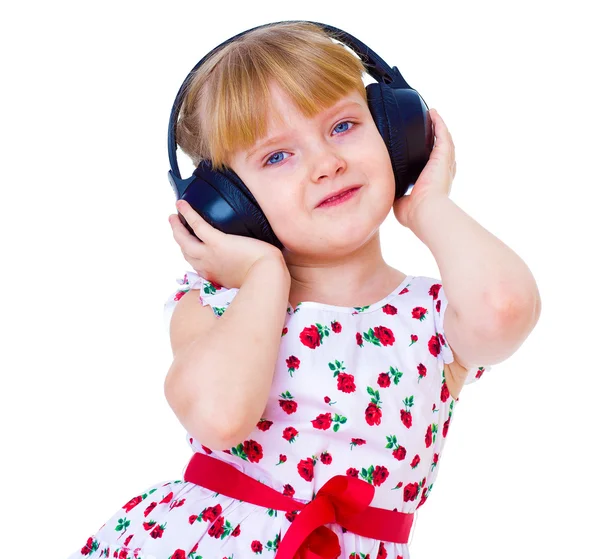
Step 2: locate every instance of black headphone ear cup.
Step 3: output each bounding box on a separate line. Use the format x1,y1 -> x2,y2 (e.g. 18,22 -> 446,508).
179,161 -> 284,249
366,83 -> 433,198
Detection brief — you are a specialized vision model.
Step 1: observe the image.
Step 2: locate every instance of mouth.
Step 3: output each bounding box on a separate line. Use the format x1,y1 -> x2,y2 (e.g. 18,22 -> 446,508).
317,186 -> 362,208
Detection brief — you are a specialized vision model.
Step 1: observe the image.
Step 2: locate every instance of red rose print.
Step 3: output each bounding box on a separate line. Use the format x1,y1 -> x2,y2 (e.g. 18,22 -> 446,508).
351,438 -> 366,449
403,482 -> 420,502
346,467 -> 359,478
331,320 -> 342,333
373,326 -> 395,346
392,446 -> 407,461
277,454 -> 287,464
300,325 -> 321,349
243,439 -> 264,463
443,417 -> 451,437
123,495 -> 142,512
425,424 -> 433,447
202,504 -> 223,522
311,412 -> 332,430
159,491 -> 173,505
377,373 -> 391,388
382,304 -> 397,315
251,540 -> 263,553
150,523 -> 165,539
324,396 -> 331,403
410,455 -> 421,469
283,426 -> 299,442
417,486 -> 429,508
373,465 -> 389,486
188,514 -> 198,524
279,391 -> 298,414
436,299 -> 441,312
411,306 -> 428,321
440,380 -> 450,402
417,363 -> 427,381
80,537 -> 94,555
377,541 -> 388,559
172,551 -> 186,559
365,402 -> 382,426
174,290 -> 185,302
208,515 -> 225,538
286,355 -> 300,375
257,419 -> 273,431
321,451 -> 332,464
410,334 -> 418,345
232,524 -> 241,537
356,332 -> 363,346
201,444 -> 213,454
279,398 -> 298,414
298,458 -> 315,481
428,334 -> 442,357
337,372 -> 356,393
400,409 -> 412,429
144,501 -> 157,517
283,484 -> 295,497
286,510 -> 299,523
430,283 -> 441,300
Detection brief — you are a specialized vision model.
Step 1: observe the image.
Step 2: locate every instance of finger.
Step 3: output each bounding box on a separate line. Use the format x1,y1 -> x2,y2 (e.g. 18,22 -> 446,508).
430,109 -> 455,160
176,200 -> 218,242
169,212 -> 207,255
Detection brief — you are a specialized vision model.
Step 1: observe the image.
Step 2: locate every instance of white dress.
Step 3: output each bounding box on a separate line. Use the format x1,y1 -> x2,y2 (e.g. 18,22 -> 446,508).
67,271 -> 491,559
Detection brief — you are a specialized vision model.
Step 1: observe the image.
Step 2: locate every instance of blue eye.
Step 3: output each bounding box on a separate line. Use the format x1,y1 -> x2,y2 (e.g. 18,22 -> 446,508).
263,120 -> 356,167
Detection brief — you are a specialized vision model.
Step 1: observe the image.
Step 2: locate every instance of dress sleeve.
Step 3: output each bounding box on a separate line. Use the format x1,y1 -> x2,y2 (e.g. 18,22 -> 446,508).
163,270 -> 239,334
431,281 -> 492,386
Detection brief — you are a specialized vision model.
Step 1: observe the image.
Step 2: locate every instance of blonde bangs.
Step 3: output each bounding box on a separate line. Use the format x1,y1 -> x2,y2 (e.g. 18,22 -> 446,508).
176,22 -> 368,172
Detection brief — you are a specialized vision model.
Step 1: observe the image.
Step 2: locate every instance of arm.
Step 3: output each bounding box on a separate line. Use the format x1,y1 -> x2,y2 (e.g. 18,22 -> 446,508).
409,196 -> 541,367
165,255 -> 291,449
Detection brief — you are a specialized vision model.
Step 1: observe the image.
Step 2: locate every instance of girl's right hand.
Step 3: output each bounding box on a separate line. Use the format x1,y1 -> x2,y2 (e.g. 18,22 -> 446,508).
168,199 -> 287,290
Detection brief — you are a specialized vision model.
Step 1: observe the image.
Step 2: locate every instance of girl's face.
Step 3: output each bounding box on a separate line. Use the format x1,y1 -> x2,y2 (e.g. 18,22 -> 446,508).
227,82 -> 396,261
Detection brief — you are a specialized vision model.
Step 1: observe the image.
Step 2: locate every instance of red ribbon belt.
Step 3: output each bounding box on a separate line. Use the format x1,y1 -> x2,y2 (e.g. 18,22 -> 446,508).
183,452 -> 414,559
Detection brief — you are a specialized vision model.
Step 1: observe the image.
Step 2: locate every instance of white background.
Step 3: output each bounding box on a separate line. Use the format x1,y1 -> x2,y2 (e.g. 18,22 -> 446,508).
2,0 -> 598,557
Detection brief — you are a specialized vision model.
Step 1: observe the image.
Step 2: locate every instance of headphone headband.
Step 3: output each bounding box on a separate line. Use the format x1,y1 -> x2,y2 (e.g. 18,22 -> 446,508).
167,20 -> 414,190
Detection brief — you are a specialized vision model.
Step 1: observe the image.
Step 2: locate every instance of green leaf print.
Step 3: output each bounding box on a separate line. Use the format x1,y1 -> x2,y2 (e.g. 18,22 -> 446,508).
367,386 -> 381,404
267,508 -> 278,517
385,435 -> 398,449
213,306 -> 226,317
389,366 -> 403,385
362,327 -> 381,346
203,281 -> 218,296
328,359 -> 346,376
114,517 -> 130,534
266,532 -> 281,552
360,465 -> 375,484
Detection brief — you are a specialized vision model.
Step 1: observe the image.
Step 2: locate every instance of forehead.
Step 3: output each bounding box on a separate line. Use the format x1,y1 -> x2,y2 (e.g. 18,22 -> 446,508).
265,82 -> 366,127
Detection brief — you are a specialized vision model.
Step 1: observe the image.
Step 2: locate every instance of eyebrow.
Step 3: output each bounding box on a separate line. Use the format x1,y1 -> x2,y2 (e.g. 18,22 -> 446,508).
245,100 -> 363,161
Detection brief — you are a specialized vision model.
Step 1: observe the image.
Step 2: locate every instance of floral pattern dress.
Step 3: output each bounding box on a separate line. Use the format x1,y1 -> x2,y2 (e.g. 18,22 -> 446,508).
67,271 -> 491,559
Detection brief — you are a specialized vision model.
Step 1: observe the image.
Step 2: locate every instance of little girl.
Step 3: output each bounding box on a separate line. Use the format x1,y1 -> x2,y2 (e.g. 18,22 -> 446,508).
68,21 -> 540,559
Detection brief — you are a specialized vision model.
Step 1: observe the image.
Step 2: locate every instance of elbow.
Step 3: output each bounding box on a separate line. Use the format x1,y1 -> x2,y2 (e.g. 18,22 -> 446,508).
164,373 -> 240,451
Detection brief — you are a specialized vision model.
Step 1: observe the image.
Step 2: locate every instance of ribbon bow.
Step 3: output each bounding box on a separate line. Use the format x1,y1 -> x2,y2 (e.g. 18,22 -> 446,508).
275,475 -> 375,559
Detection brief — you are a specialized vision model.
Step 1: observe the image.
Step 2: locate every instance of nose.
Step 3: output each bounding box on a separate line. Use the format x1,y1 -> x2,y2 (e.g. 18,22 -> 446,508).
310,144 -> 347,183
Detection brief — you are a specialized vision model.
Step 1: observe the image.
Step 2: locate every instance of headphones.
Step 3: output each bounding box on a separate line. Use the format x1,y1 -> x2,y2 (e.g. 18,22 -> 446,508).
167,20 -> 434,250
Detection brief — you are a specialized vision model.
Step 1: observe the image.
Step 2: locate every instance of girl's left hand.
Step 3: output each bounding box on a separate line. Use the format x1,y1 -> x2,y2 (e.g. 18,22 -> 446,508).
393,108 -> 457,228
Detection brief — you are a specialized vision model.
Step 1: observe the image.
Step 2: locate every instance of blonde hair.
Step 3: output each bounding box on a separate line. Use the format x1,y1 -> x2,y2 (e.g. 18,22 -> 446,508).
175,22 -> 369,172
